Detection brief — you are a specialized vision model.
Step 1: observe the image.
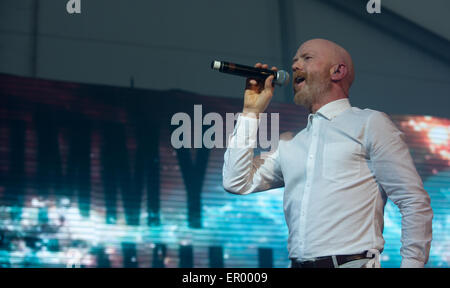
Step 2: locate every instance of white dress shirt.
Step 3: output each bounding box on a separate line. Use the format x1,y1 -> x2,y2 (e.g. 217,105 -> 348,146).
223,98 -> 433,268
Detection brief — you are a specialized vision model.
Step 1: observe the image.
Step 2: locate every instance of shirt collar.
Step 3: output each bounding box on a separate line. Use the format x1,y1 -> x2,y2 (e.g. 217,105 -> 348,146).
306,98 -> 351,130
316,98 -> 351,120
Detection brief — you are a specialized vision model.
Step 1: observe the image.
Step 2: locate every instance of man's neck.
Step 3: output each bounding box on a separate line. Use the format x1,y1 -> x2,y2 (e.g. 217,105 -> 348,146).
310,90 -> 348,114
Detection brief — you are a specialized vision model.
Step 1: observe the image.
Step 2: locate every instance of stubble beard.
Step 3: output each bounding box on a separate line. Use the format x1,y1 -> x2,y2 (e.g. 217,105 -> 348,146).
294,70 -> 332,111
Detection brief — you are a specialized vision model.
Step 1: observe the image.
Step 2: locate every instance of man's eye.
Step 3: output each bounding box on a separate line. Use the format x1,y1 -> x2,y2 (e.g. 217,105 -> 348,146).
305,56 -> 312,60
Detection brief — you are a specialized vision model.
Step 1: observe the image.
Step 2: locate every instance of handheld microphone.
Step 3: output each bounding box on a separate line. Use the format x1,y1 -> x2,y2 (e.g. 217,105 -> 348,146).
211,60 -> 290,86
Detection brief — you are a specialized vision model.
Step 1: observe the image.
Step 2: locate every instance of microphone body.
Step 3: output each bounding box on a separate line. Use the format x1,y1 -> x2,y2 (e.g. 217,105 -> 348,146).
211,60 -> 290,86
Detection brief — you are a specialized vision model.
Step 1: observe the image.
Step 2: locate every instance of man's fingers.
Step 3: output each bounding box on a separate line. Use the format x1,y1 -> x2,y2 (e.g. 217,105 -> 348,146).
264,75 -> 275,90
247,63 -> 262,88
245,78 -> 263,92
247,62 -> 264,90
247,62 -> 276,91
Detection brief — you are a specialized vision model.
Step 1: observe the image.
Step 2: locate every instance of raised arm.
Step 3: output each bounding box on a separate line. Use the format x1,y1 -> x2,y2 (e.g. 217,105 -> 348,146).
222,63 -> 284,194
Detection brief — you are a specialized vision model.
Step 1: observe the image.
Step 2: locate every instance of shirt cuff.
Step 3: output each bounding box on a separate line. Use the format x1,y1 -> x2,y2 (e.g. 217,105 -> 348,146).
400,258 -> 425,268
227,114 -> 259,148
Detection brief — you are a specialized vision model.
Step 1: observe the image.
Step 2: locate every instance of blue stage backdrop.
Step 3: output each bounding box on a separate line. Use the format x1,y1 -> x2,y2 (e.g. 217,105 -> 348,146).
0,74 -> 449,267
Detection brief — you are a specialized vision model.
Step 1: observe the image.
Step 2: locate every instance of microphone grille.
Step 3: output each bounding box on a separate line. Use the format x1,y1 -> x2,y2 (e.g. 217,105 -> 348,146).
275,70 -> 290,86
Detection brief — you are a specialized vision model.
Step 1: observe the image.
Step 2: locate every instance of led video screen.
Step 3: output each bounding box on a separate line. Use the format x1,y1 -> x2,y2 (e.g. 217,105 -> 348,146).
0,74 -> 448,267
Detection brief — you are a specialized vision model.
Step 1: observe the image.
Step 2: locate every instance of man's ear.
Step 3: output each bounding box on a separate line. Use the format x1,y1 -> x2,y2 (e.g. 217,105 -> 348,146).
330,64 -> 347,82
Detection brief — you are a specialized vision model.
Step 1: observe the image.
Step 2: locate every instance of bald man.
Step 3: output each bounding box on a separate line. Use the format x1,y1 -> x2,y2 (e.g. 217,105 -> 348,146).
223,39 -> 433,268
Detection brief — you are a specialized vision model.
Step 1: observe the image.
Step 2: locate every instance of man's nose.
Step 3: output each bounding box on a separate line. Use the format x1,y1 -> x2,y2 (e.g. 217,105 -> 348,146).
292,61 -> 302,72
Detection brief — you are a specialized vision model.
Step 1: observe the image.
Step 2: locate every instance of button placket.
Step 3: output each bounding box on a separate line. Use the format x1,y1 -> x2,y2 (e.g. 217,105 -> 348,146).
299,116 -> 320,258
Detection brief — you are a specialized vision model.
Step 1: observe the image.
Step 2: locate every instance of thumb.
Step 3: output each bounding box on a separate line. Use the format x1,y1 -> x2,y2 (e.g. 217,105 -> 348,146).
264,75 -> 275,90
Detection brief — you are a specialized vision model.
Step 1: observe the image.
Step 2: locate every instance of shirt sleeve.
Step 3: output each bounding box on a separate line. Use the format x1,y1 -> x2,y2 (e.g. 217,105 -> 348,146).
222,114 -> 284,195
366,111 -> 433,268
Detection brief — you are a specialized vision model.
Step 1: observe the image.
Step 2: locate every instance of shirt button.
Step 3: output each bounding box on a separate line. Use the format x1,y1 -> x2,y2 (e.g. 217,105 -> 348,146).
309,155 -> 313,159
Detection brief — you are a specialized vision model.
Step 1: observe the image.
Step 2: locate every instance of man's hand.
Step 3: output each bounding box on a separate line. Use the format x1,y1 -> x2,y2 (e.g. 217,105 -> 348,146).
242,63 -> 277,118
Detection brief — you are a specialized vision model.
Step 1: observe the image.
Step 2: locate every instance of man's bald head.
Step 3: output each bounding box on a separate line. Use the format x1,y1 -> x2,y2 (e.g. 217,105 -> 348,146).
292,39 -> 355,112
299,39 -> 354,93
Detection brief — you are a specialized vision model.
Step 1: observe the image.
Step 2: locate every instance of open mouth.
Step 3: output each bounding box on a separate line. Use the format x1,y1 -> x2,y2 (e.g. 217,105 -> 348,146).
295,76 -> 305,84
294,76 -> 305,89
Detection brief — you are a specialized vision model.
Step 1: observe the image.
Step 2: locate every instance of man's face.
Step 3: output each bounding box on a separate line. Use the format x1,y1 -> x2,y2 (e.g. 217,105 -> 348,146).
292,41 -> 333,109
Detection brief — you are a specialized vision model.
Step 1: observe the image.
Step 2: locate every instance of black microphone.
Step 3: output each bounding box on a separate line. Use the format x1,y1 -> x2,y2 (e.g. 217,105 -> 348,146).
211,60 -> 290,86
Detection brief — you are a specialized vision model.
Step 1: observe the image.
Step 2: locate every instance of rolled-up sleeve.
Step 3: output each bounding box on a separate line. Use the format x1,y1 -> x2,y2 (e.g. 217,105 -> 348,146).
366,111 -> 433,268
222,115 -> 284,195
